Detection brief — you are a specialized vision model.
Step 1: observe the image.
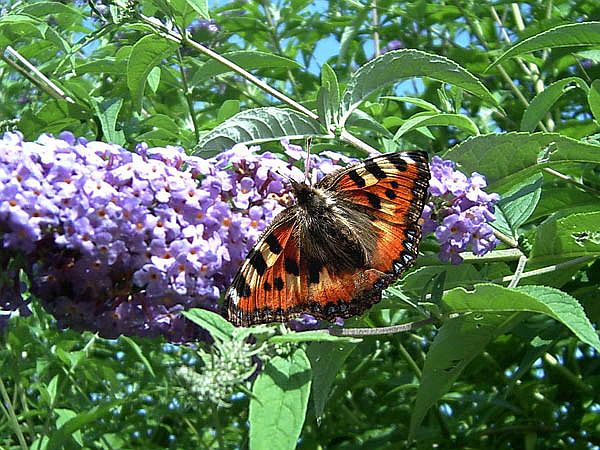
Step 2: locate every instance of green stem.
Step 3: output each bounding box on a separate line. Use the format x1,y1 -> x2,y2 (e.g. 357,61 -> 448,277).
371,0 -> 380,57
260,0 -> 298,87
493,229 -> 520,248
464,247 -> 524,262
137,13 -> 384,156
493,256 -> 595,284
177,49 -> 200,142
2,46 -> 75,104
543,353 -> 592,393
328,317 -> 435,337
507,254 -> 528,288
139,14 -> 319,121
465,13 -> 547,131
0,378 -> 28,450
396,341 -> 422,378
212,406 -> 225,450
415,248 -> 524,267
508,3 -> 553,131
544,167 -> 600,196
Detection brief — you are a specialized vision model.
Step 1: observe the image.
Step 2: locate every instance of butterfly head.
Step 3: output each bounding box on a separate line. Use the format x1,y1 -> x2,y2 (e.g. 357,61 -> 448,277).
289,178 -> 316,207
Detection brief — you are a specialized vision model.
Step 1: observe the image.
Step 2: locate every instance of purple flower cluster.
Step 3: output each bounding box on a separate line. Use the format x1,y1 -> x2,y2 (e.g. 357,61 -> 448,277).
0,132 -> 352,340
422,156 -> 500,264
187,19 -> 220,35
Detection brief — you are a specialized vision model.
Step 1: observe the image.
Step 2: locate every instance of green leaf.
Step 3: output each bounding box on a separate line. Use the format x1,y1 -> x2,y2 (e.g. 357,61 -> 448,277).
75,58 -> 120,75
249,349 -> 312,450
54,409 -> 82,446
46,401 -> 122,450
402,264 -> 484,295
307,342 -> 357,418
147,66 -> 161,93
47,375 -> 59,406
393,112 -> 479,140
184,0 -> 209,19
346,109 -> 394,138
488,22 -> 600,71
321,63 -> 340,108
588,79 -> 600,122
443,283 -> 600,352
337,7 -> 369,66
443,132 -> 600,193
268,331 -> 361,344
196,107 -> 324,156
320,63 -> 340,126
0,14 -> 46,48
190,51 -> 301,85
317,85 -> 331,128
495,173 -> 543,236
120,336 -> 156,377
521,77 -> 589,132
382,96 -> 441,112
18,2 -> 83,27
183,308 -> 235,342
92,97 -> 124,145
127,34 -> 177,112
340,49 -> 498,126
409,311 -> 520,438
530,186 -> 600,222
217,99 -> 240,122
530,211 -> 600,264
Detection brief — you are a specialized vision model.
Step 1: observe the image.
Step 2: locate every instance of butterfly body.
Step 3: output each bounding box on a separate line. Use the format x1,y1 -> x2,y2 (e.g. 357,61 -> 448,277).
224,151 -> 430,326
291,180 -> 377,273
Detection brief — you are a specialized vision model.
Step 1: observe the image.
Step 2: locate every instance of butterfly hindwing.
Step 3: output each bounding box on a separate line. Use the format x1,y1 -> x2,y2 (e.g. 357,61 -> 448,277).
225,211 -> 297,326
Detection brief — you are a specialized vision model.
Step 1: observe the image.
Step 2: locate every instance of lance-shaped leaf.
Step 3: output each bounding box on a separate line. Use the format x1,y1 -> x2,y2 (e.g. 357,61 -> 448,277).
190,51 -> 301,85
521,77 -> 589,132
411,281 -> 600,437
588,79 -> 600,122
249,349 -> 312,450
183,309 -> 235,342
127,34 -> 177,112
92,97 -> 124,146
443,132 -> 600,193
307,341 -> 357,418
339,49 -> 498,126
393,112 -> 479,140
409,311 -> 521,439
488,22 -> 600,71
196,107 -> 325,156
443,284 -> 600,353
530,211 -> 600,265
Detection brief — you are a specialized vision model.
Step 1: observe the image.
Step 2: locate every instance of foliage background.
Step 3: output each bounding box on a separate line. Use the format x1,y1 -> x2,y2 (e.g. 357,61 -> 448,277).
0,0 -> 599,449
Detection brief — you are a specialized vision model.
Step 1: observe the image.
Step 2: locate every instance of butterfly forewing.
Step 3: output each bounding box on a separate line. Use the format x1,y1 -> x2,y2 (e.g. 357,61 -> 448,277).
224,151 -> 430,326
323,151 -> 429,276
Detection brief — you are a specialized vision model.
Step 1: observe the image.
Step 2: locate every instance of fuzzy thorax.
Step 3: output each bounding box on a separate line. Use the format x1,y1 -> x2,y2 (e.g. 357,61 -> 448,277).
290,180 -> 376,272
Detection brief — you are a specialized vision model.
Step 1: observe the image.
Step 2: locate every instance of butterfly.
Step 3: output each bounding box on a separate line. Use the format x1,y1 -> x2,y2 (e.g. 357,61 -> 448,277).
223,151 -> 430,326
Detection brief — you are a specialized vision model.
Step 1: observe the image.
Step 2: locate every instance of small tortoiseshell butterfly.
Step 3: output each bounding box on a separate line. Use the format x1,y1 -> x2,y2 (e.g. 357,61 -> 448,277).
223,151 -> 430,326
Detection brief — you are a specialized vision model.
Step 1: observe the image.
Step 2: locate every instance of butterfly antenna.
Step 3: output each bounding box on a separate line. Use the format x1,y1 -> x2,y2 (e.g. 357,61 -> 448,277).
304,137 -> 313,186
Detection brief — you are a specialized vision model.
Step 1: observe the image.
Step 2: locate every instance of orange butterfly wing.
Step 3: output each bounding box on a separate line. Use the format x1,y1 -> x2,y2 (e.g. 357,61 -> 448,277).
325,151 -> 429,275
301,151 -> 430,317
225,211 -> 297,326
224,151 -> 429,326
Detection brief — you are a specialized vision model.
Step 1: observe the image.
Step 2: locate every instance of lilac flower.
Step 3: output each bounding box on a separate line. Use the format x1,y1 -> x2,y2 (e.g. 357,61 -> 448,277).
0,132 -> 351,340
185,19 -> 220,45
381,40 -> 405,54
423,156 -> 499,264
